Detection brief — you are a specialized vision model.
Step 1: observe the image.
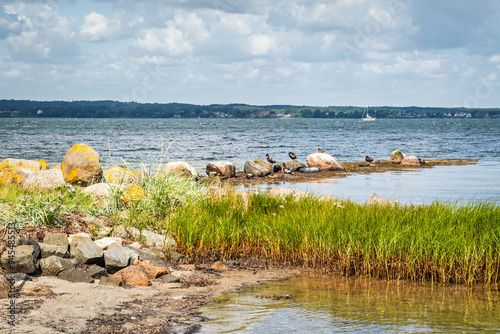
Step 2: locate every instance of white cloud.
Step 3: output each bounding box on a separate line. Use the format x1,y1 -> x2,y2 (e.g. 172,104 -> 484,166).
135,27 -> 193,56
79,11 -> 119,42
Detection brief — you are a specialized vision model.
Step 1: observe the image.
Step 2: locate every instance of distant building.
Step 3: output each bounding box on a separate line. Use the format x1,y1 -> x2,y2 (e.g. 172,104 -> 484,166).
37,109 -> 44,115
259,110 -> 270,117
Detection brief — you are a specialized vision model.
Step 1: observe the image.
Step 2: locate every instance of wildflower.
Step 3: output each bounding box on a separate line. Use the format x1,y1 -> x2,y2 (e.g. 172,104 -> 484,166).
272,213 -> 276,216
279,205 -> 284,209
50,207 -> 55,212
57,191 -> 62,198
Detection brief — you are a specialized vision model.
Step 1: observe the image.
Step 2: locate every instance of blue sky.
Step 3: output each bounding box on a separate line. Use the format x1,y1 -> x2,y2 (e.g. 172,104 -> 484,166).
0,0 -> 499,107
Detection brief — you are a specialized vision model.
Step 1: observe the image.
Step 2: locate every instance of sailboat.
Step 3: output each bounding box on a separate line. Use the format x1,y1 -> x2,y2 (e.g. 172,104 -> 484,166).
361,107 -> 376,121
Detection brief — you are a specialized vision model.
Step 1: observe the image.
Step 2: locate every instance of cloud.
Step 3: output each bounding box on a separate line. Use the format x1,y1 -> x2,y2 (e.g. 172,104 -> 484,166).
79,11 -> 120,41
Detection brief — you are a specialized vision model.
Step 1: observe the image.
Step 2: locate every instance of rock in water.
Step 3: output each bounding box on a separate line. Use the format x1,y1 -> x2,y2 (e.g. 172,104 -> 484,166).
61,143 -> 103,186
254,158 -> 273,172
284,160 -> 306,171
206,161 -> 236,178
244,161 -> 271,177
306,153 -> 344,171
389,150 -> 406,164
401,155 -> 421,166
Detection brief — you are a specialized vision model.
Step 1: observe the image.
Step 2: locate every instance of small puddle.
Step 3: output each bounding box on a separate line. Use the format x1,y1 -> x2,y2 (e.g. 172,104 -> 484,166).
199,274 -> 500,333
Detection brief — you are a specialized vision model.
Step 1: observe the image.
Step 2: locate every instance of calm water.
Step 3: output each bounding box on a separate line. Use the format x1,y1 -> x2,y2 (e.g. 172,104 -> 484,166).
200,275 -> 500,333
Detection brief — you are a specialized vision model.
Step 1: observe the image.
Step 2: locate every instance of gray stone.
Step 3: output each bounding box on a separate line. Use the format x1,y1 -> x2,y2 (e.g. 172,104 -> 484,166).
96,226 -> 113,238
0,275 -> 10,299
86,265 -> 108,279
401,155 -> 421,167
39,256 -> 74,276
123,245 -> 171,268
58,267 -> 95,283
18,237 -> 41,259
254,159 -> 273,172
104,243 -> 130,274
70,236 -> 104,265
2,228 -> 20,247
244,161 -> 271,177
161,161 -> 199,180
43,233 -> 69,248
68,233 -> 94,244
112,225 -> 141,240
141,230 -> 176,251
297,167 -> 321,173
39,243 -> 69,258
206,161 -> 236,178
159,274 -> 181,284
99,277 -> 123,287
169,250 -> 186,262
6,272 -> 32,283
22,168 -> 65,192
284,160 -> 306,171
94,237 -> 122,250
0,245 -> 38,273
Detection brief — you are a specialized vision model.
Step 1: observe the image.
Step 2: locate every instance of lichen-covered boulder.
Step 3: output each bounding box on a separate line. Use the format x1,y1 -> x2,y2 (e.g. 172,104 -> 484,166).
206,161 -> 236,178
244,161 -> 271,177
306,153 -> 344,171
401,155 -> 421,166
22,168 -> 65,192
161,162 -> 199,180
0,158 -> 48,186
61,143 -> 103,186
104,165 -> 138,185
120,184 -> 146,204
390,150 -> 406,163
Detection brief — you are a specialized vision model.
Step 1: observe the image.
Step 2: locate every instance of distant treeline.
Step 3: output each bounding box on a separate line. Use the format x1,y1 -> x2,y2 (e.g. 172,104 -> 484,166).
0,99 -> 498,118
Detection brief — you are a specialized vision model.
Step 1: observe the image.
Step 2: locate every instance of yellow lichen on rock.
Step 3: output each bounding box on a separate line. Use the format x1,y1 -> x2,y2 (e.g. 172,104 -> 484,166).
104,165 -> 138,185
0,158 -> 47,185
120,184 -> 146,204
61,143 -> 103,186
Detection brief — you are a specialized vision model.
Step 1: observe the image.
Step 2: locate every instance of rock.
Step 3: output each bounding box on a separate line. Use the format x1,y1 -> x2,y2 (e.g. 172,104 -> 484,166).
81,183 -> 112,204
297,167 -> 321,173
365,193 -> 395,206
58,267 -> 95,283
1,167 -> 35,186
104,243 -> 130,274
179,264 -> 197,271
95,237 -> 123,249
43,233 -> 69,248
68,233 -> 94,244
111,265 -> 151,286
61,143 -> 103,186
39,256 -> 74,276
122,245 -> 171,268
161,162 -> 199,180
284,160 -> 306,171
206,161 -> 236,178
390,150 -> 406,163
141,230 -> 176,251
112,225 -> 141,240
6,273 -> 32,284
401,155 -> 421,166
0,158 -> 48,185
159,274 -> 181,284
39,243 -> 69,258
268,187 -> 307,200
18,237 -> 41,259
0,245 -> 38,273
70,235 -> 104,265
120,184 -> 147,204
306,153 -> 344,171
21,168 -> 65,192
254,159 -> 273,172
99,277 -> 123,287
2,228 -> 20,246
129,242 -> 142,249
104,165 -> 138,185
211,261 -> 228,271
170,250 -> 186,262
96,227 -> 113,239
20,281 -> 54,295
133,260 -> 170,279
0,275 -> 11,299
244,161 -> 271,177
86,265 -> 108,279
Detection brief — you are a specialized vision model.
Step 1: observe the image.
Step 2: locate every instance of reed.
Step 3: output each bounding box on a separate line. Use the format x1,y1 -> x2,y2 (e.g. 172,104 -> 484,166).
166,191 -> 500,285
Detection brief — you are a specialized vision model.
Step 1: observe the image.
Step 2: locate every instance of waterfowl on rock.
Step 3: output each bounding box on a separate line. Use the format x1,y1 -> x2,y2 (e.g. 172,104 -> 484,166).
289,152 -> 297,160
273,165 -> 282,173
365,155 -> 374,163
418,158 -> 426,165
246,173 -> 255,179
317,148 -> 325,153
266,154 -> 276,164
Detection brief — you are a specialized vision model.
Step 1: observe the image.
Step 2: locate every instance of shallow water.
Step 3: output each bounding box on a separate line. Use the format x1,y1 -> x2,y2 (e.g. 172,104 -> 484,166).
200,275 -> 500,333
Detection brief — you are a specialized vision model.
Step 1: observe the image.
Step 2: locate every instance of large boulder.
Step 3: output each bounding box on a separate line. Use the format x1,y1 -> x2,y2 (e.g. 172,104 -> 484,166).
104,165 -> 138,185
81,183 -> 111,200
70,235 -> 104,265
306,153 -> 344,171
39,256 -> 74,276
161,162 -> 199,180
254,159 -> 273,172
0,245 -> 38,273
111,265 -> 152,286
0,158 -> 49,185
120,184 -> 147,204
61,143 -> 103,186
284,160 -> 306,171
206,161 -> 236,178
390,150 -> 406,163
244,161 -> 271,177
133,260 -> 170,279
401,155 -> 421,166
22,168 -> 65,192
104,243 -> 130,274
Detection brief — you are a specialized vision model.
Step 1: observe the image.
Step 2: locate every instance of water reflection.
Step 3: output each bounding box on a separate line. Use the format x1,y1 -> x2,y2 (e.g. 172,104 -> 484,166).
200,275 -> 500,333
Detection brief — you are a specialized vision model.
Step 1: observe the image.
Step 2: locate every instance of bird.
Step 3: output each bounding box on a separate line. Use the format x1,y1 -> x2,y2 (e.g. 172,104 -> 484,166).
266,154 -> 276,164
365,155 -> 374,163
288,152 -> 297,160
418,158 -> 426,165
246,173 -> 255,179
283,168 -> 292,174
273,164 -> 282,173
317,149 -> 325,153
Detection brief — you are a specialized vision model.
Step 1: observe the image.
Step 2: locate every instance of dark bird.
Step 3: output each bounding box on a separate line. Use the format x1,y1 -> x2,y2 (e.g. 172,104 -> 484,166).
273,164 -> 282,173
266,154 -> 276,164
365,155 -> 374,163
289,152 -> 297,160
418,158 -> 426,165
317,149 -> 325,153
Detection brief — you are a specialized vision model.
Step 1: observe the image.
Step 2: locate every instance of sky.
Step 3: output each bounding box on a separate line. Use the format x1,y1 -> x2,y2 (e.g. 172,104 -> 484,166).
0,0 -> 499,107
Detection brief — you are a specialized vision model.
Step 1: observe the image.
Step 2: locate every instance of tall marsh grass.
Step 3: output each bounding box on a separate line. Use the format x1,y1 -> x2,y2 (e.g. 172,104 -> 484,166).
167,191 -> 500,285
